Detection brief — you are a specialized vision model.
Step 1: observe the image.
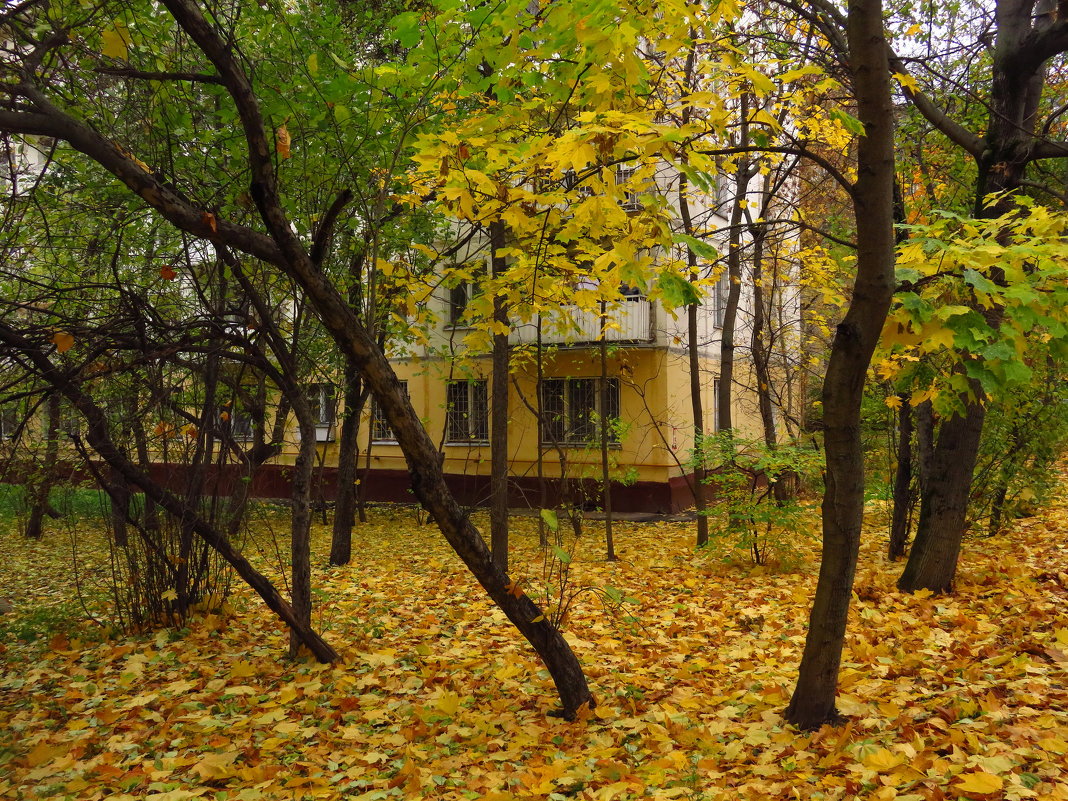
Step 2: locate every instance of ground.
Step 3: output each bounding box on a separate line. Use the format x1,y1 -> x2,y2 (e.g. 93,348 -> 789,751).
0,482 -> 1066,800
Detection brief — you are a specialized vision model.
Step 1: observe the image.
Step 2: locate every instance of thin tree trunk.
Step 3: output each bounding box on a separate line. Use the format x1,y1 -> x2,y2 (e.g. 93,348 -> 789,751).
599,303 -> 615,561
489,220 -> 510,571
717,153 -> 749,433
331,361 -> 363,565
888,396 -> 913,560
25,392 -> 62,540
290,399 -> 317,657
785,0 -> 896,730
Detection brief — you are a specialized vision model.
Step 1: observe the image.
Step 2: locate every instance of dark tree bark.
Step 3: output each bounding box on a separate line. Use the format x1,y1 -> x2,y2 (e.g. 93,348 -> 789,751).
330,361 -> 364,566
888,395 -> 913,561
785,0 -> 897,730
489,220 -> 510,572
897,0 -> 1068,593
24,391 -> 62,541
289,396 -> 317,657
598,304 -> 615,561
678,171 -> 710,547
717,150 -> 751,433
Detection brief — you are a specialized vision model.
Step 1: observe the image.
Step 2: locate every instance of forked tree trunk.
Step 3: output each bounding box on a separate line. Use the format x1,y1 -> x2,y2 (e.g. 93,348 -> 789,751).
898,0 -> 1068,593
785,0 -> 896,730
898,400 -> 985,592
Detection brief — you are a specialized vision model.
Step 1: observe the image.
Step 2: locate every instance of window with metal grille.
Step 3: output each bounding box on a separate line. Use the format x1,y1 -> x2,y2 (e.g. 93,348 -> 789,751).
616,166 -> 641,212
371,381 -> 408,442
540,378 -> 620,445
445,380 -> 488,443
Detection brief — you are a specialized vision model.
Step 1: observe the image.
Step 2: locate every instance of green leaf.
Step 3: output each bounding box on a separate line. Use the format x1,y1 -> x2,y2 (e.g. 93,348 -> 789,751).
539,508 -> 559,532
657,269 -> 702,308
830,107 -> 865,136
552,545 -> 571,565
390,12 -> 422,48
673,233 -> 720,261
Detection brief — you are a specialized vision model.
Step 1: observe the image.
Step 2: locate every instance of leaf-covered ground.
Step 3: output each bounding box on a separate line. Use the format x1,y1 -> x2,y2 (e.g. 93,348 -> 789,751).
1,483 -> 1067,801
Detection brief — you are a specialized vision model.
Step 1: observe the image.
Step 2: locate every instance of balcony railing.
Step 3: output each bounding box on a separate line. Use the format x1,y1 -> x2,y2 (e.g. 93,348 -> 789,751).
509,298 -> 654,346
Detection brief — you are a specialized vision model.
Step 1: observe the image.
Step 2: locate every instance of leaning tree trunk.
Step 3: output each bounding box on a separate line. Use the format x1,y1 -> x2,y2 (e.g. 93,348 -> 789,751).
785,0 -> 896,730
4,0 -> 595,718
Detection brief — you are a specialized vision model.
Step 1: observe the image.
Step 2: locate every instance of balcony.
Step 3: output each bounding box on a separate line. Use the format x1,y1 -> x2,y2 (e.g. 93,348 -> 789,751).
509,297 -> 654,346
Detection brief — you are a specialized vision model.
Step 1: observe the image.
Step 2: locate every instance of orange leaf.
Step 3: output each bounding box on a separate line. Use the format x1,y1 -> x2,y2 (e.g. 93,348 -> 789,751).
276,125 -> 291,159
160,265 -> 177,280
52,331 -> 74,353
505,579 -> 523,599
202,212 -> 217,233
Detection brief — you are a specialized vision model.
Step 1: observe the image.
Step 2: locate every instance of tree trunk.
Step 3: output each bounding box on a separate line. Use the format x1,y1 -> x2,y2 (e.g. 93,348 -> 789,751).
489,220 -> 510,572
897,400 -> 985,592
599,305 -> 615,561
331,361 -> 363,566
888,395 -> 913,561
717,153 -> 750,433
25,392 -> 62,541
290,399 -> 317,657
785,0 -> 896,730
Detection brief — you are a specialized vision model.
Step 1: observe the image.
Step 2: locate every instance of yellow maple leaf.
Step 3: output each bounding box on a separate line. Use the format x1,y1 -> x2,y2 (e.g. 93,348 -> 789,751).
192,750 -> 239,780
229,660 -> 256,679
52,331 -> 74,353
862,747 -> 903,772
435,690 -> 460,716
954,771 -> 1003,794
100,21 -> 132,60
884,395 -> 903,410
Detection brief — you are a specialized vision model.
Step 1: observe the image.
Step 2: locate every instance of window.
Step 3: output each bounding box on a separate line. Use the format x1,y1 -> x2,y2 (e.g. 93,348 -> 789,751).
306,383 -> 336,426
372,381 -> 408,442
59,403 -> 81,438
448,282 -> 473,325
616,166 -> 641,212
226,411 -> 254,441
541,378 -> 620,445
446,380 -> 489,444
562,168 -> 594,198
447,267 -> 483,326
713,271 -> 729,328
304,383 -> 336,442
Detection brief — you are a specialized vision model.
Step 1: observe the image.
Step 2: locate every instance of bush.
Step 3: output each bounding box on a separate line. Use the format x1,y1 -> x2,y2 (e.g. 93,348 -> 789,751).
696,432 -> 822,568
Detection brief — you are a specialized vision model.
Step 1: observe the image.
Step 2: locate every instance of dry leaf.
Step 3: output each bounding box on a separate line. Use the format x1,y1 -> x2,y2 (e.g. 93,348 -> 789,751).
52,331 -> 74,353
276,125 -> 291,159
